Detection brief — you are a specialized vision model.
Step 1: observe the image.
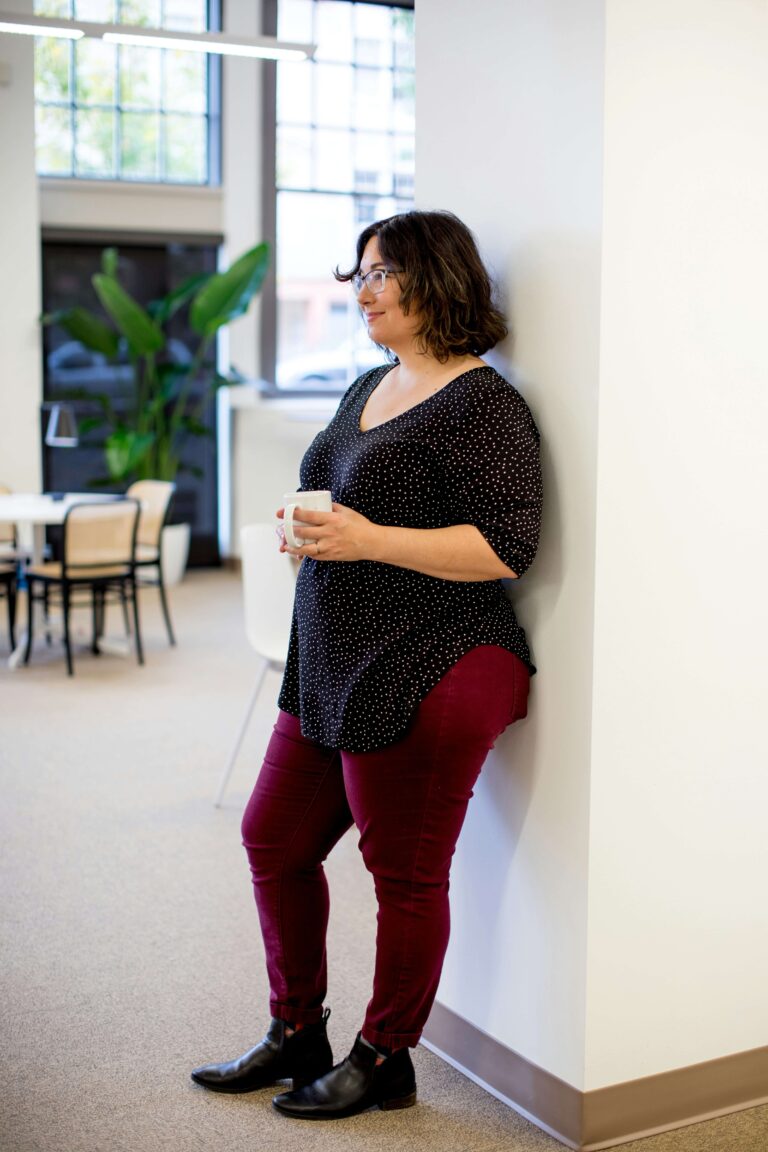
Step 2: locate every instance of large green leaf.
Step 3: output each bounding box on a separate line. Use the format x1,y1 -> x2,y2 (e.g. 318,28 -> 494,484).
105,428 -> 155,482
41,307 -> 119,358
148,272 -> 212,327
93,274 -> 165,357
189,243 -> 270,339
101,247 -> 119,278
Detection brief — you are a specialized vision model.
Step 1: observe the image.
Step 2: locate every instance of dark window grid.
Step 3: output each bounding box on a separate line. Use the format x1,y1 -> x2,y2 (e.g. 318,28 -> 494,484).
301,0 -> 412,65
277,60 -> 414,138
60,0 -> 214,33
276,183 -> 412,199
42,37 -> 209,113
39,102 -> 210,178
114,38 -> 123,177
37,99 -> 76,177
276,124 -> 413,196
35,0 -> 218,183
262,0 -> 414,393
38,105 -> 210,180
277,140 -> 412,196
295,0 -> 411,74
282,59 -> 414,83
277,61 -> 414,119
276,120 -> 413,134
38,99 -> 210,117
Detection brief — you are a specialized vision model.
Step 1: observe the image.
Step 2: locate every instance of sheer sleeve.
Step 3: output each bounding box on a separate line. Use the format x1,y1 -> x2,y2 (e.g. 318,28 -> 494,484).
442,378 -> 542,577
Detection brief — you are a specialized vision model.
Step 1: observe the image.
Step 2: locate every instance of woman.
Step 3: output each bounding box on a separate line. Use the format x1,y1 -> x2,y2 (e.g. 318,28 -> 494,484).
191,210 -> 542,1120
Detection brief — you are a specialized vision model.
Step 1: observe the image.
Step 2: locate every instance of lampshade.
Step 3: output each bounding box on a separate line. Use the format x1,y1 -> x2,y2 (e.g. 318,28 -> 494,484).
45,403 -> 79,448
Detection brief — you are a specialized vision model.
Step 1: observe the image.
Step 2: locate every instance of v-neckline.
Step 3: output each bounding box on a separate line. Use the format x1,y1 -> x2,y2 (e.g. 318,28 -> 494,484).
357,364 -> 487,435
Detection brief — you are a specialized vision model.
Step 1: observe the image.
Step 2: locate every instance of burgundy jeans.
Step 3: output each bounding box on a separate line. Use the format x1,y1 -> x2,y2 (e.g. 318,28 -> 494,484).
241,645 -> 530,1050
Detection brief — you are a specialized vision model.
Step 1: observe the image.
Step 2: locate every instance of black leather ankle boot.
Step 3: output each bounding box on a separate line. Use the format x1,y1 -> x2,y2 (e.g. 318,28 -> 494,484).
190,1009 -> 332,1093
272,1032 -> 416,1119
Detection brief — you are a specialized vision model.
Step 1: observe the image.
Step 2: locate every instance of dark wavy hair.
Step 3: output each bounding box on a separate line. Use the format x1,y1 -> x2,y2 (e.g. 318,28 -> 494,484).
334,210 -> 509,363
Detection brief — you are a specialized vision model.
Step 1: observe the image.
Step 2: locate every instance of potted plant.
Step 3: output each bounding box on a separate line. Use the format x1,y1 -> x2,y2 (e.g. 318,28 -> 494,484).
41,242 -> 270,578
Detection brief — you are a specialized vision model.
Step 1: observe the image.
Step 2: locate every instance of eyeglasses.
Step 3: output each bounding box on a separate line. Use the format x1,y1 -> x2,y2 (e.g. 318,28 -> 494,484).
352,268 -> 402,295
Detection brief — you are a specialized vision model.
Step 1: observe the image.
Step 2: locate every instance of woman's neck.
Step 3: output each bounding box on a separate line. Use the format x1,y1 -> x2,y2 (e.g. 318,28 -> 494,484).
387,343 -> 483,389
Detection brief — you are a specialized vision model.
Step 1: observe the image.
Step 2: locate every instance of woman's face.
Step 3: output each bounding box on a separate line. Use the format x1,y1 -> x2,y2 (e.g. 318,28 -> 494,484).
355,236 -> 419,352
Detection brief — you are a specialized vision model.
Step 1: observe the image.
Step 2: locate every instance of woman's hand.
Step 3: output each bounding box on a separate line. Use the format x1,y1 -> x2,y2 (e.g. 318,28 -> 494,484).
276,503 -> 379,562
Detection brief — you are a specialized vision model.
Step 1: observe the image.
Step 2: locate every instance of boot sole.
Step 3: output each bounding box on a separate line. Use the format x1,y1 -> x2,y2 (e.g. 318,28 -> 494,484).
191,1063 -> 332,1094
273,1089 -> 417,1119
191,1074 -> 284,1093
380,1090 -> 417,1111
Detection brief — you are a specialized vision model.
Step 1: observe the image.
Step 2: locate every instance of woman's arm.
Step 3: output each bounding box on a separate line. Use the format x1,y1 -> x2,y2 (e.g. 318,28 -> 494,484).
369,521 -> 517,580
278,504 -> 518,581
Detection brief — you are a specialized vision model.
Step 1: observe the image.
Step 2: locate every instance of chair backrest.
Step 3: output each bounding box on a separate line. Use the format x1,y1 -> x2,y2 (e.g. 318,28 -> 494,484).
240,523 -> 296,665
0,483 -> 15,548
126,480 -> 175,550
63,499 -> 139,571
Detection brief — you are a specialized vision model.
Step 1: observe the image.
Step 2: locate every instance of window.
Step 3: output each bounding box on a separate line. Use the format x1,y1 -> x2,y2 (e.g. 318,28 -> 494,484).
33,0 -> 220,183
265,0 -> 415,393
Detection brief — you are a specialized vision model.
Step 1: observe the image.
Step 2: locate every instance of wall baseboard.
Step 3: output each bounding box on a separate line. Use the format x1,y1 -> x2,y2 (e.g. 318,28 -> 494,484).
423,1001 -> 768,1150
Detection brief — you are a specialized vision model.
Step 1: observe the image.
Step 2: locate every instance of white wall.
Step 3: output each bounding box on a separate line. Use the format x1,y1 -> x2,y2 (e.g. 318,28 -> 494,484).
0,0 -> 42,491
39,180 -> 222,235
418,0 -> 768,1099
586,0 -> 768,1087
417,0 -> 606,1088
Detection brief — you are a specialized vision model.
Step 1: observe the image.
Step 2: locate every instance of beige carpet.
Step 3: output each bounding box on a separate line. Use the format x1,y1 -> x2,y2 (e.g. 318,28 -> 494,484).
1,570 -> 766,1152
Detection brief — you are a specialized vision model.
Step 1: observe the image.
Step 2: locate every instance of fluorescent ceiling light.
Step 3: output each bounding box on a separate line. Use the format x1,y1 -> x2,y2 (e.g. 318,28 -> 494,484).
0,19 -> 83,40
102,30 -> 308,61
0,11 -> 314,60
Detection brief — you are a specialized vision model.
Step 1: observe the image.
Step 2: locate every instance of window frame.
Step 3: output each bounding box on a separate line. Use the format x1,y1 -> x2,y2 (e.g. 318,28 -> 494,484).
259,0 -> 415,398
33,0 -> 222,186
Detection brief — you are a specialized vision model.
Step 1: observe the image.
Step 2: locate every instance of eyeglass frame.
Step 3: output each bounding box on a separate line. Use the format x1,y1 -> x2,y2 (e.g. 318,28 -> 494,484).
352,268 -> 403,295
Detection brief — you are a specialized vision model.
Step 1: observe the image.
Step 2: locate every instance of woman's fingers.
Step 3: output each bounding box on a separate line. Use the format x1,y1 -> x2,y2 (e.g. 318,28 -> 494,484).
284,507 -> 331,526
277,503 -> 368,561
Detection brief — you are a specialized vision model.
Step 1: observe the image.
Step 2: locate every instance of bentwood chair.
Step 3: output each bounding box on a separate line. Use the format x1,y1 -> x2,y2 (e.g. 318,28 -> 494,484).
126,480 -> 177,645
214,523 -> 297,806
24,499 -> 142,676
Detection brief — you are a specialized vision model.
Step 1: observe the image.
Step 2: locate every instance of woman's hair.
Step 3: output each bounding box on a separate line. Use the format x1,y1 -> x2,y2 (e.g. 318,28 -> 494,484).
334,210 -> 509,362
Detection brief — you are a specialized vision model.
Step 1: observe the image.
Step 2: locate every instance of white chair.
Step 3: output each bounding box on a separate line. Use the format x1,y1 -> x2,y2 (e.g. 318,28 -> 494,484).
214,523 -> 296,807
126,480 -> 176,645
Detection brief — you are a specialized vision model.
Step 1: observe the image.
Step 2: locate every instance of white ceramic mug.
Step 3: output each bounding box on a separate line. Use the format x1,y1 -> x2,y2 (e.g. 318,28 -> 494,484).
282,490 -> 332,548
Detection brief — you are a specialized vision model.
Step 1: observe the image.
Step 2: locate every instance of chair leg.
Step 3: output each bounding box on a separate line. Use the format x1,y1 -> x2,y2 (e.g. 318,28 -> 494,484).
157,566 -> 176,646
214,661 -> 268,807
43,582 -> 52,646
91,586 -> 101,655
120,584 -> 130,636
130,576 -> 144,666
62,583 -> 74,676
7,579 -> 16,651
23,578 -> 35,664
96,586 -> 107,638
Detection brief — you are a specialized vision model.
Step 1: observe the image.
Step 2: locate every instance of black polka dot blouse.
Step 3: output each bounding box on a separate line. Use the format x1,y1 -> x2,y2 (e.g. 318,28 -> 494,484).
277,364 -> 543,752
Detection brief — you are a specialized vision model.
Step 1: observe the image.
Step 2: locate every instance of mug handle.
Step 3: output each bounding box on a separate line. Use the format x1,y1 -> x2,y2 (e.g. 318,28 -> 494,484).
284,502 -> 304,548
